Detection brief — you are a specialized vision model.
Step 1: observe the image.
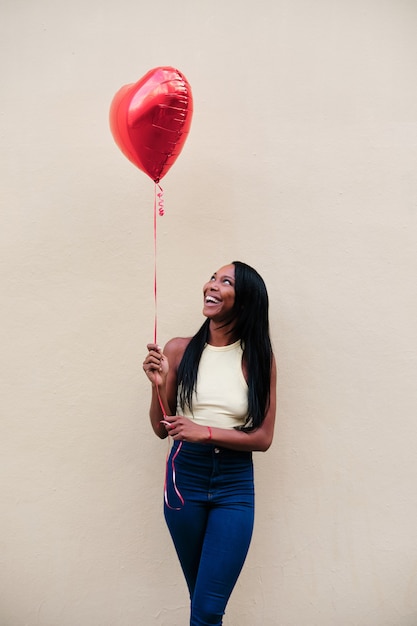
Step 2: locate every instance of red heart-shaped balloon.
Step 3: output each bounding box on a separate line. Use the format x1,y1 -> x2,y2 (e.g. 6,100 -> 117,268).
109,67 -> 193,183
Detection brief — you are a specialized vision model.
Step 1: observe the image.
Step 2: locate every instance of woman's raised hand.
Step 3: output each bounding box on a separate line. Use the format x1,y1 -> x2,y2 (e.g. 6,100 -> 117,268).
143,343 -> 169,387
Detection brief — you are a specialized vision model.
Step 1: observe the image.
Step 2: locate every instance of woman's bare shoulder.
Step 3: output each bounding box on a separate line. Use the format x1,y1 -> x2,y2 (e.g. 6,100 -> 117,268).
164,337 -> 192,362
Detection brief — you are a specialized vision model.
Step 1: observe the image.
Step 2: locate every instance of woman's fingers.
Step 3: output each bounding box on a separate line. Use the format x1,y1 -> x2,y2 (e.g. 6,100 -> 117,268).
160,416 -> 177,435
143,343 -> 164,373
146,343 -> 162,352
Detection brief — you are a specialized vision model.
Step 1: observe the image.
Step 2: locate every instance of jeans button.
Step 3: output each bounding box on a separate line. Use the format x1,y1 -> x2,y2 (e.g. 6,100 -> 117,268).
214,447 -> 220,454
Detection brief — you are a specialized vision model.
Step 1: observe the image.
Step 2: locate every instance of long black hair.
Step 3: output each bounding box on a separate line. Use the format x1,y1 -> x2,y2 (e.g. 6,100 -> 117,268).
177,261 -> 273,430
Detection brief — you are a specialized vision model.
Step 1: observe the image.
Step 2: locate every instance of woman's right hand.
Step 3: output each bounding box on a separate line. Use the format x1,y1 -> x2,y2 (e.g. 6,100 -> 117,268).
143,343 -> 169,387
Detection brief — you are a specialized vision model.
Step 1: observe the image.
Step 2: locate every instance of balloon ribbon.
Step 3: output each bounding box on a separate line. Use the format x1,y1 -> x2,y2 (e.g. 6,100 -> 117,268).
153,182 -> 184,510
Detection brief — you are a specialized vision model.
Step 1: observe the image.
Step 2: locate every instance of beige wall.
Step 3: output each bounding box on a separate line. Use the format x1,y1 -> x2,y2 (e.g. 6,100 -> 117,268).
1,1 -> 417,624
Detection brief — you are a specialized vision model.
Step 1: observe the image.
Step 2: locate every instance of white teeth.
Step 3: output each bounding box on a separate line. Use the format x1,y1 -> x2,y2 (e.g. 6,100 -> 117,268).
206,296 -> 220,304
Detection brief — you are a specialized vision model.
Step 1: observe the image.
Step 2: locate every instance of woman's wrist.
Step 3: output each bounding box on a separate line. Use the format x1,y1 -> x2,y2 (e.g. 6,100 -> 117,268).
151,377 -> 163,386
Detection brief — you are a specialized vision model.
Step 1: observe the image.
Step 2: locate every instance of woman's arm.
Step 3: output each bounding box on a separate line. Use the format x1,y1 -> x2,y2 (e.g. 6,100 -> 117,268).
143,338 -> 190,439
164,356 -> 277,452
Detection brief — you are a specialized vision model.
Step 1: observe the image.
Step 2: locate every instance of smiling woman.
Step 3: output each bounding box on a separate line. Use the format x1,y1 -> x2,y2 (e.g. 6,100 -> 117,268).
202,265 -> 236,322
142,261 -> 276,626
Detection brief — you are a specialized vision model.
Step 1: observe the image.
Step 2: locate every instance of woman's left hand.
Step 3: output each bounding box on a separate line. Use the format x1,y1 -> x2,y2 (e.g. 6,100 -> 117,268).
161,415 -> 209,443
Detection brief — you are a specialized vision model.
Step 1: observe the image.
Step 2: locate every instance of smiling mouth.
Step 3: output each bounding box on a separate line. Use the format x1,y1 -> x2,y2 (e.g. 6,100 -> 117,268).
205,296 -> 221,304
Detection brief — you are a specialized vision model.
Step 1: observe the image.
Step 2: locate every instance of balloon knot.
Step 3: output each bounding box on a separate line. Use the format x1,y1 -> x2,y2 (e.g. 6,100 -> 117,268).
157,185 -> 165,216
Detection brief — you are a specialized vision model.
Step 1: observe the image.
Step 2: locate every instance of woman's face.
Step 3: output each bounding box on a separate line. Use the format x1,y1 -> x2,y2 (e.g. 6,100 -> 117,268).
202,264 -> 236,322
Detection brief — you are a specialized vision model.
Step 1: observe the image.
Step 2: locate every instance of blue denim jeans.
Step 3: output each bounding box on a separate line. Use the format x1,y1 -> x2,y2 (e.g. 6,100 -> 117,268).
164,441 -> 255,626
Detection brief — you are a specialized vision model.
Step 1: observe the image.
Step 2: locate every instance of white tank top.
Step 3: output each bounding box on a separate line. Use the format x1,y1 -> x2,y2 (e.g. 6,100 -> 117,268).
177,340 -> 249,429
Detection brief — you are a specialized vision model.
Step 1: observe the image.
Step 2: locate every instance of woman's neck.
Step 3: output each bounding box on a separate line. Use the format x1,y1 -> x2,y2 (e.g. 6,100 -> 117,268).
207,321 -> 238,347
